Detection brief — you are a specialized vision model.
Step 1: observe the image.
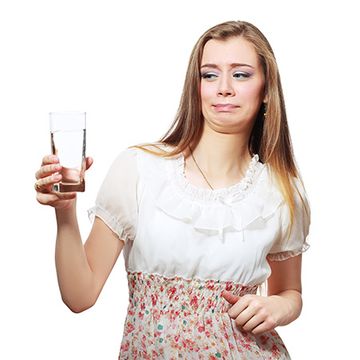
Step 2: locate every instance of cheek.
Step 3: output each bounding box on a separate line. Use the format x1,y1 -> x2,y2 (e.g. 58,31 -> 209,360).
200,82 -> 214,103
237,81 -> 265,105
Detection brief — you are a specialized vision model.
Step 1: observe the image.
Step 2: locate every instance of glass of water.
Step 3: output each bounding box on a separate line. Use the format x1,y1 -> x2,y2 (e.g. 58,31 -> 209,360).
49,111 -> 86,192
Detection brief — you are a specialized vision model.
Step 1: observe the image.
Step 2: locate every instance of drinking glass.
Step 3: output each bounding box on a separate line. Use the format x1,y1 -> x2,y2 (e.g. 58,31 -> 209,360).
49,111 -> 86,192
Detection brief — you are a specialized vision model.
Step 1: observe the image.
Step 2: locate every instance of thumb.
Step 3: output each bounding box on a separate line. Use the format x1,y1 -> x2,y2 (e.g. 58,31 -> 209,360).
221,290 -> 240,305
85,156 -> 94,170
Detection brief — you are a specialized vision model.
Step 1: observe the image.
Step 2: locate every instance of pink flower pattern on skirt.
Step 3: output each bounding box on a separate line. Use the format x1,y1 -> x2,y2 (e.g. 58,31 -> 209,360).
119,272 -> 291,359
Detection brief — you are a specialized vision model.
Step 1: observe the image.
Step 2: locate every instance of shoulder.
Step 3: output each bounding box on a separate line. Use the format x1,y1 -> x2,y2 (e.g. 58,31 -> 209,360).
128,142 -> 175,155
107,147 -> 138,172
127,142 -> 177,166
117,143 -> 178,185
260,164 -> 309,200
253,164 -> 311,220
256,163 -> 283,199
109,142 -> 168,166
261,165 -> 311,227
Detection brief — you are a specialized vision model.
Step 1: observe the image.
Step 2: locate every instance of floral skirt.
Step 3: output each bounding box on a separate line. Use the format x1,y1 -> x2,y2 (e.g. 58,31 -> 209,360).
119,272 -> 291,360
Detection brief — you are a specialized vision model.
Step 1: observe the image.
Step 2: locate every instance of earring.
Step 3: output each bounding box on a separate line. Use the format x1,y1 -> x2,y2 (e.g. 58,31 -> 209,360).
263,103 -> 267,119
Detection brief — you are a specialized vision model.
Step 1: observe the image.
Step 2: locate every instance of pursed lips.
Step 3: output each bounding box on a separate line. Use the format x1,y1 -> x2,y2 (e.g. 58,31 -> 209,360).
212,104 -> 240,112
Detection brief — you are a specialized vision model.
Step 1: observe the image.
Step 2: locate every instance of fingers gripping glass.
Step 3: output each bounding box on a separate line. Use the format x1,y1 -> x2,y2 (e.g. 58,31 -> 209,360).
49,111 -> 86,192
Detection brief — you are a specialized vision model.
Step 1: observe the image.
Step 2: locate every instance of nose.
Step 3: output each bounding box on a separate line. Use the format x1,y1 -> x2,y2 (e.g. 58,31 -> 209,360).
217,75 -> 235,97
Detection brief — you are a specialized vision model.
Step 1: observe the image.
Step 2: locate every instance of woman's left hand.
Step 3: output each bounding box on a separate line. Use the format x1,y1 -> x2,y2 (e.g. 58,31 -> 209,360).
221,290 -> 289,335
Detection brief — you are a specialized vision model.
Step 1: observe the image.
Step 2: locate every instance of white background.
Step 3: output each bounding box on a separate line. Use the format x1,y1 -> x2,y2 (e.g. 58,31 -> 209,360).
0,0 -> 359,359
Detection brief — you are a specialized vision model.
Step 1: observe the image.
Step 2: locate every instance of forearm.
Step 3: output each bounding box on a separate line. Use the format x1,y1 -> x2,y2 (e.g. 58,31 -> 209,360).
269,289 -> 303,326
55,203 -> 95,312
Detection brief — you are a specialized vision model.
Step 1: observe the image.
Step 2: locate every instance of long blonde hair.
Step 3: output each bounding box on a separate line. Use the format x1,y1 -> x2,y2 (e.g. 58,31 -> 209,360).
130,20 -> 310,241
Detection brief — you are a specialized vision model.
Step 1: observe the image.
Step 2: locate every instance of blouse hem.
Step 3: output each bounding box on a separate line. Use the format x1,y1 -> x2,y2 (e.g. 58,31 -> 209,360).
266,241 -> 310,261
87,205 -> 133,244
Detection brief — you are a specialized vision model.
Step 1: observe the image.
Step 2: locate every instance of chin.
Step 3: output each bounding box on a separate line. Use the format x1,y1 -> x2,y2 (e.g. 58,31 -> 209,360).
206,119 -> 243,131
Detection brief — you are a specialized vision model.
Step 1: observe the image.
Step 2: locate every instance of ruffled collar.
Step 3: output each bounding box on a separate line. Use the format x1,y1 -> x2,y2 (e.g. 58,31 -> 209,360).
171,151 -> 263,203
153,146 -> 284,243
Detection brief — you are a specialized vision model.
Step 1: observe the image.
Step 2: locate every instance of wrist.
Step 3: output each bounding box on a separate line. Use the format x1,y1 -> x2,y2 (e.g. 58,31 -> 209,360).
270,290 -> 302,326
55,200 -> 77,226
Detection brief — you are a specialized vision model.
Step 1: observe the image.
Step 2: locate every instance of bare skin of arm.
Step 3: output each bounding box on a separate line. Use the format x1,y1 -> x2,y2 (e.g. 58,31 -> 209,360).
55,207 -> 124,313
266,254 -> 303,325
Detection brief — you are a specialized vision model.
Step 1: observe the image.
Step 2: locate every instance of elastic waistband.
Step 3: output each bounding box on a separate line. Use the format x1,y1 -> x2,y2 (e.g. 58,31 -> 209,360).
126,271 -> 258,315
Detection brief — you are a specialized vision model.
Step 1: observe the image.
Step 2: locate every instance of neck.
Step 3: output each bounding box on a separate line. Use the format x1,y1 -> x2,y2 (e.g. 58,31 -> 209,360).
188,124 -> 252,178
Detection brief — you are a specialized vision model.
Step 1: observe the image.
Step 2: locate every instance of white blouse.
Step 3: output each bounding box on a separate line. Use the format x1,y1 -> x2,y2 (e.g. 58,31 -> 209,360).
88,144 -> 311,287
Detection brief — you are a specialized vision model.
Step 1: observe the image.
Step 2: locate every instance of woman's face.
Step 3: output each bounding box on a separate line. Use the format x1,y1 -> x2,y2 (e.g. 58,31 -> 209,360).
200,36 -> 266,134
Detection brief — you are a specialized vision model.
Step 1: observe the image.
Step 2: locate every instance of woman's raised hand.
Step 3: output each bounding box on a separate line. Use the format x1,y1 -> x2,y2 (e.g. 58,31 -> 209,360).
35,155 -> 93,210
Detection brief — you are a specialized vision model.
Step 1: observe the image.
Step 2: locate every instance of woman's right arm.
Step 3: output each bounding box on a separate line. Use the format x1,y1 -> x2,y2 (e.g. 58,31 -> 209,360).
35,155 -> 124,313
55,205 -> 124,313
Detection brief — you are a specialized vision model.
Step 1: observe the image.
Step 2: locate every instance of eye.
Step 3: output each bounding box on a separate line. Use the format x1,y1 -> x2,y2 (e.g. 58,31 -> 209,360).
201,72 -> 218,80
233,71 -> 251,79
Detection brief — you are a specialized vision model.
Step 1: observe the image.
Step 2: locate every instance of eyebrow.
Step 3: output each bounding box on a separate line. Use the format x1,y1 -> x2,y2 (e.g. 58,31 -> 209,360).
200,63 -> 255,69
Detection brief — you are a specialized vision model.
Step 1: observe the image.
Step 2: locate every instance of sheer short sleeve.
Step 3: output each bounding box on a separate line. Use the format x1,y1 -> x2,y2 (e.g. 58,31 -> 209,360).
267,178 -> 311,261
88,148 -> 138,244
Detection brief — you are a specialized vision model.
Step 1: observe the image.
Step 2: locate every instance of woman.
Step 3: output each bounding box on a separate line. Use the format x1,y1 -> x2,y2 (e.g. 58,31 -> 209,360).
35,20 -> 311,359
